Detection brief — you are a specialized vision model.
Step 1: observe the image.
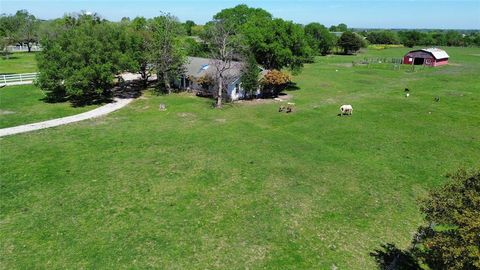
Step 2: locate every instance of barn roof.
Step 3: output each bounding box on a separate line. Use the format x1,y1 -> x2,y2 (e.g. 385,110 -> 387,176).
416,48 -> 449,59
422,48 -> 449,59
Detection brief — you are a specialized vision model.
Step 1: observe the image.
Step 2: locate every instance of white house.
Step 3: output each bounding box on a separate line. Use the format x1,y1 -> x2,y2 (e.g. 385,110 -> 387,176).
175,57 -> 261,101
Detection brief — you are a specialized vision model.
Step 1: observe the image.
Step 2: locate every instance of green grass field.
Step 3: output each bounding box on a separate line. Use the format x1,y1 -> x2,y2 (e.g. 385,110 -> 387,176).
0,85 -> 98,128
1,47 -> 479,269
0,52 -> 38,74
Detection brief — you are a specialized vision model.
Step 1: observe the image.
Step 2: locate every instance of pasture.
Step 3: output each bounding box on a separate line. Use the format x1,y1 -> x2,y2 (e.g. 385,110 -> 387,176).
0,85 -> 98,128
0,52 -> 38,74
0,47 -> 479,269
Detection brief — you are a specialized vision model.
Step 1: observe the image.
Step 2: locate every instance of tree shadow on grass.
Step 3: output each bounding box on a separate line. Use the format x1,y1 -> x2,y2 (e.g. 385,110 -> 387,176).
370,243 -> 421,270
112,79 -> 146,99
40,79 -> 149,107
285,82 -> 300,91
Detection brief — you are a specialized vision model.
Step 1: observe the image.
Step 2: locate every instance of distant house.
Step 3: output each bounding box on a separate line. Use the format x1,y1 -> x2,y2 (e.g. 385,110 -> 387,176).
175,57 -> 263,101
330,32 -> 343,37
403,48 -> 449,66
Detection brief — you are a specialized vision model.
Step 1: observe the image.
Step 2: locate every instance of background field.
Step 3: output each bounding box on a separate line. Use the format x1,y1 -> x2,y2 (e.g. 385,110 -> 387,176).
0,52 -> 38,74
1,47 -> 479,269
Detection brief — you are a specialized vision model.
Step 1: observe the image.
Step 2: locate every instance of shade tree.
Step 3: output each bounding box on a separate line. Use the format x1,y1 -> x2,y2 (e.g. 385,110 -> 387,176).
36,13 -> 132,104
337,31 -> 365,54
212,5 -> 313,71
305,22 -> 336,55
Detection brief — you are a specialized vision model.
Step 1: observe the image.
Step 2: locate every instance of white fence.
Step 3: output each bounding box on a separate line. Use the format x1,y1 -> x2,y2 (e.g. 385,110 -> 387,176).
6,45 -> 42,52
0,73 -> 38,86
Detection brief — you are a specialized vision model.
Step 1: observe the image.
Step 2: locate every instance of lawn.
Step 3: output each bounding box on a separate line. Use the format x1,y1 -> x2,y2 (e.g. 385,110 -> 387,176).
0,52 -> 38,74
1,47 -> 479,269
0,85 -> 99,128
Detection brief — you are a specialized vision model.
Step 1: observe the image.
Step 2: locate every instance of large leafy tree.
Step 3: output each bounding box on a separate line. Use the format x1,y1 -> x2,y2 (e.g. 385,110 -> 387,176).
36,13 -> 131,104
371,169 -> 480,270
337,31 -> 364,54
415,169 -> 480,270
14,10 -> 40,52
125,16 -> 152,87
329,23 -> 348,32
212,4 -> 313,70
305,23 -> 336,55
213,4 -> 272,29
0,10 -> 39,53
149,13 -> 186,94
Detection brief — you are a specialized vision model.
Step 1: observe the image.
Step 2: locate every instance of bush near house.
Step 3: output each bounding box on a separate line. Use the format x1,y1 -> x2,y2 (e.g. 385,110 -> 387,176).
260,69 -> 291,97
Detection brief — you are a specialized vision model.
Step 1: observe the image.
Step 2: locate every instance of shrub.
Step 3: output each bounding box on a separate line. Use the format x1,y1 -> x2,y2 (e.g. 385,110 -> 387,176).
261,70 -> 291,97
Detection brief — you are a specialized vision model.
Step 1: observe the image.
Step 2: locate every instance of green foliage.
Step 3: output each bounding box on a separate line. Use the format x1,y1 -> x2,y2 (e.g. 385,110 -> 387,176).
190,25 -> 205,37
305,23 -> 336,55
399,31 -> 426,48
395,30 -> 479,48
366,31 -> 400,45
183,37 -> 209,57
329,23 -> 348,32
212,4 -> 313,70
0,10 -> 40,52
240,53 -> 261,98
415,169 -> 480,270
213,4 -> 272,30
184,20 -> 196,36
251,19 -> 313,70
124,16 -> 152,85
149,14 -> 187,94
36,13 -> 131,104
374,169 -> 480,270
338,31 -> 364,54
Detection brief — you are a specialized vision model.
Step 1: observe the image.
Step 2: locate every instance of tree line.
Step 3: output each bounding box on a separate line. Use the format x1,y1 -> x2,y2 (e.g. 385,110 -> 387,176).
361,29 -> 480,47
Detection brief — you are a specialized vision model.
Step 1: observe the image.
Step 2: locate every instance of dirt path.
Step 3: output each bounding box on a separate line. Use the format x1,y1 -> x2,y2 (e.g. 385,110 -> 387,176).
0,98 -> 133,137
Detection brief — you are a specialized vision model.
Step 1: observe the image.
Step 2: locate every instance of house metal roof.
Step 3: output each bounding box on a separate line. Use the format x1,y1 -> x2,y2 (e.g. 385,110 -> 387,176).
184,57 -> 244,79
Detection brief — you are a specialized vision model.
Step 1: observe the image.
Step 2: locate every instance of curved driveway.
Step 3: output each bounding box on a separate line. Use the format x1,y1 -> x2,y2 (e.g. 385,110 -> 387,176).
0,98 -> 133,137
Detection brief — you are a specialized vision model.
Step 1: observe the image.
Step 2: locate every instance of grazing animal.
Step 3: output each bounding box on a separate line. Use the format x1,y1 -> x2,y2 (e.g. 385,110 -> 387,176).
278,106 -> 285,112
404,88 -> 410,93
286,106 -> 293,113
340,105 -> 353,116
405,93 -> 410,98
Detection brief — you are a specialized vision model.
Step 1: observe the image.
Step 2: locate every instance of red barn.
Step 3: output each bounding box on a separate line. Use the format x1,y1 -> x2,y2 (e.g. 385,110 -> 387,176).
403,48 -> 449,66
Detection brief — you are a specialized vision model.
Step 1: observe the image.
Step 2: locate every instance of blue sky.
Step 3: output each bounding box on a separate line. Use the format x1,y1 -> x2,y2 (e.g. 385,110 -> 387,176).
1,0 -> 479,29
